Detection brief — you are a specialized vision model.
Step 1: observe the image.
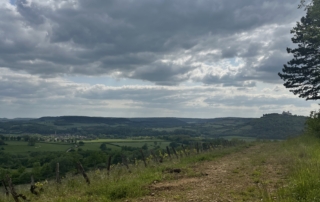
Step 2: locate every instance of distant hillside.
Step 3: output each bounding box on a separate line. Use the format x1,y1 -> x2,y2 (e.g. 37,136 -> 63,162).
0,114 -> 307,139
207,114 -> 307,139
0,118 -> 35,122
36,116 -> 188,127
247,114 -> 307,139
38,116 -> 130,125
129,118 -> 188,127
177,117 -> 254,124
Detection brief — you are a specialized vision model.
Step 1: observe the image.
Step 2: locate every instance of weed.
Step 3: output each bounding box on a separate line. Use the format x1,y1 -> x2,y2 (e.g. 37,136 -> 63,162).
232,168 -> 239,174
252,169 -> 261,177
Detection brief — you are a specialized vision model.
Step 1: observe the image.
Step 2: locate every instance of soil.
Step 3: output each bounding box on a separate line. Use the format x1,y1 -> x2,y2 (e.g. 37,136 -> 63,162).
130,143 -> 288,202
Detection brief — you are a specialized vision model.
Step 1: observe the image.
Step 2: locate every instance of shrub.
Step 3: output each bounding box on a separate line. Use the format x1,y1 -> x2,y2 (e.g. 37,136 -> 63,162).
306,110 -> 320,137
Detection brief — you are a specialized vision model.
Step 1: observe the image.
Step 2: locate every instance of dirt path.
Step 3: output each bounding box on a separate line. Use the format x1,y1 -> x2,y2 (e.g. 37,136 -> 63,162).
131,143 -> 288,202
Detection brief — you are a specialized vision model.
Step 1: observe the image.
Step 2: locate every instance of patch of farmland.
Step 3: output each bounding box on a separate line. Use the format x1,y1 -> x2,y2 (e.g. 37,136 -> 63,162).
2,141 -> 72,153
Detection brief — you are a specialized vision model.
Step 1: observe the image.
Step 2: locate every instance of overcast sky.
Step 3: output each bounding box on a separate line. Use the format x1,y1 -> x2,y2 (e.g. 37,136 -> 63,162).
0,0 -> 317,118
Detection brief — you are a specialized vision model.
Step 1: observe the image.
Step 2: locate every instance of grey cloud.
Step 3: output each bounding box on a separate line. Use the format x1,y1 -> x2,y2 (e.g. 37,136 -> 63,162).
75,83 -> 311,110
76,85 -> 211,103
124,62 -> 194,85
0,70 -> 77,99
190,22 -> 296,86
0,69 -> 314,118
204,94 -> 313,108
255,51 -> 290,80
0,0 -> 304,86
199,74 -> 257,87
16,0 -> 45,25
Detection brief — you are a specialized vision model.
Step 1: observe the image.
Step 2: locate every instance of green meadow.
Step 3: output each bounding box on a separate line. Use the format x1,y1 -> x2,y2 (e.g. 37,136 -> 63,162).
1,141 -> 72,153
222,136 -> 257,142
1,138 -> 172,154
83,139 -> 171,150
82,138 -> 164,143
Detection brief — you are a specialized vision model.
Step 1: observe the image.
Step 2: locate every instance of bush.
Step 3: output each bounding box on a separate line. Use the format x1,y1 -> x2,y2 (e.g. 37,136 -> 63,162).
78,141 -> 85,146
18,172 -> 32,184
306,110 -> 320,137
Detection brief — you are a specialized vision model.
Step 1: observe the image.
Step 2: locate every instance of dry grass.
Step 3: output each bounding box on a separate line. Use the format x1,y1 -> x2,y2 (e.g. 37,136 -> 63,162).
132,142 -> 288,202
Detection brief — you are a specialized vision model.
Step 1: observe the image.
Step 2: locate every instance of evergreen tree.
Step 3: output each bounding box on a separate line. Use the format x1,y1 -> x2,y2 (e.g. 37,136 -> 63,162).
279,0 -> 320,100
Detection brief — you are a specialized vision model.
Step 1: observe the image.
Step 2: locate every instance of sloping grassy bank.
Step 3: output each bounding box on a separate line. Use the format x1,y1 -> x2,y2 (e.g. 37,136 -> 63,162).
262,134 -> 320,202
0,145 -> 250,202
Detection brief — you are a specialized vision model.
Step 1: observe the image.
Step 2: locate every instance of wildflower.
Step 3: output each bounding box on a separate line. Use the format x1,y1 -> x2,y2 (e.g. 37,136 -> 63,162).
35,182 -> 44,189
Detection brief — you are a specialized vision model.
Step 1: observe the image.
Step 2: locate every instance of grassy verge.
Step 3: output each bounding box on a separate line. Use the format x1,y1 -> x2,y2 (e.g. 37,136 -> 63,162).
0,144 -> 250,202
262,134 -> 320,201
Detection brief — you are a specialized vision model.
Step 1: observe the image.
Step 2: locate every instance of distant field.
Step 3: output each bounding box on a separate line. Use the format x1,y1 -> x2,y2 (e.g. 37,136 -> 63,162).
1,139 -> 171,153
152,127 -> 183,132
1,141 -> 72,153
81,142 -> 120,151
4,137 -> 259,154
222,136 -> 257,142
83,138 -> 171,149
82,138 -> 164,143
113,141 -> 171,149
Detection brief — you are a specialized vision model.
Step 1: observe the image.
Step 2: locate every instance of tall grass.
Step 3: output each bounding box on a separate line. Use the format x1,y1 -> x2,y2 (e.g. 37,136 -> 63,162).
265,134 -> 320,202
